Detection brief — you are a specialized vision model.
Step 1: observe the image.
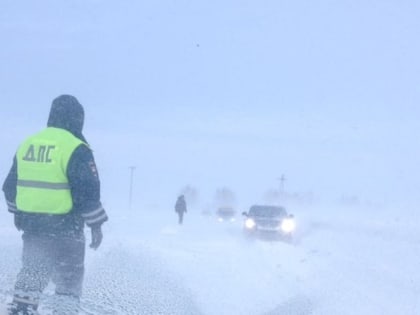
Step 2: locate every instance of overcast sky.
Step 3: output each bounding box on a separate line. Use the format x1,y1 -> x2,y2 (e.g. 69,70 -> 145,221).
1,0 -> 419,208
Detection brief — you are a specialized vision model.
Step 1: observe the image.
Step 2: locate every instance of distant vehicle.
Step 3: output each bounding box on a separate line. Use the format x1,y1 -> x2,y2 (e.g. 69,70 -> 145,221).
216,207 -> 236,222
242,205 -> 295,239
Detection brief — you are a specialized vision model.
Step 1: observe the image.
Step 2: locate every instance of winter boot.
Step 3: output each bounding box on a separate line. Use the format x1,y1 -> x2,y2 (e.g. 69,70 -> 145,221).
51,294 -> 80,315
7,301 -> 39,315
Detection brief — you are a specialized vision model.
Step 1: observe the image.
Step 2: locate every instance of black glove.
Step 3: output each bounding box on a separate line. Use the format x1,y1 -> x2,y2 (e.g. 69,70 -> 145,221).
14,215 -> 22,231
89,225 -> 103,250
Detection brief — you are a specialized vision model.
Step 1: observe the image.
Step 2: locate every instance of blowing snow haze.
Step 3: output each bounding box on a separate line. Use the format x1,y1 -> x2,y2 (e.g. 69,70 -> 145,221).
1,0 -> 419,209
1,1 -> 420,315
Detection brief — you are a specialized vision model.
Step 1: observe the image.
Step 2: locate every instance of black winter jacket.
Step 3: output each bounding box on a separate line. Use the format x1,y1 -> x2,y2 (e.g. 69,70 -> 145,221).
2,95 -> 108,237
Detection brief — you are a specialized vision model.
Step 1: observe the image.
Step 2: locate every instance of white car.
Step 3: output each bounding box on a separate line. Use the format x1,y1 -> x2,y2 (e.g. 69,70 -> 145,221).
242,205 -> 296,239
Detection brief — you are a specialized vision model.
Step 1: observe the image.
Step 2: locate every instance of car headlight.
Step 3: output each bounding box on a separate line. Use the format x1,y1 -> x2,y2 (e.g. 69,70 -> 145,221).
281,218 -> 296,233
244,218 -> 256,229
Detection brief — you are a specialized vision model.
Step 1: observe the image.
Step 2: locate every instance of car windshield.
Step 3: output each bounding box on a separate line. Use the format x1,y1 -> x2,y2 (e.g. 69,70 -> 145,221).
218,207 -> 234,214
249,206 -> 286,217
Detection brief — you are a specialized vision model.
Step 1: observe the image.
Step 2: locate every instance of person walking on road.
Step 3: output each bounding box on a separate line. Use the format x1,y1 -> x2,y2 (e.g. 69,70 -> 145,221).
174,194 -> 187,225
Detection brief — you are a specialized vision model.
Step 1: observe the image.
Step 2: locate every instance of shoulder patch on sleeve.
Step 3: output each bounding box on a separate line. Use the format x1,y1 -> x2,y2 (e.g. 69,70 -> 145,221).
89,161 -> 98,177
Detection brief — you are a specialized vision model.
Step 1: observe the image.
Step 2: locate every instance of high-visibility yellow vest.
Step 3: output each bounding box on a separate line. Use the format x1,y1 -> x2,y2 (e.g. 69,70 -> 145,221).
16,127 -> 86,214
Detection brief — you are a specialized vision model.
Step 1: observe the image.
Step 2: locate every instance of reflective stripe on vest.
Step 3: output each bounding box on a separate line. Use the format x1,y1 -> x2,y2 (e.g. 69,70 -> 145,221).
16,127 -> 86,214
17,180 -> 70,190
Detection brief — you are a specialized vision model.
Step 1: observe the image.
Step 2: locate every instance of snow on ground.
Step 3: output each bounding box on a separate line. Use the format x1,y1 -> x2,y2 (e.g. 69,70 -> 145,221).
1,202 -> 420,315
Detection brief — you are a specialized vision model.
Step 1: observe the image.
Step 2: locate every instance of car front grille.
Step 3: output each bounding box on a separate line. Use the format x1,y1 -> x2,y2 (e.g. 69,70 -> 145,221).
255,218 -> 281,229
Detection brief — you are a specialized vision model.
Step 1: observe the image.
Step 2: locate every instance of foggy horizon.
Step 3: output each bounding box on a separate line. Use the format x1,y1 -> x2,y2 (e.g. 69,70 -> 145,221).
1,0 -> 419,209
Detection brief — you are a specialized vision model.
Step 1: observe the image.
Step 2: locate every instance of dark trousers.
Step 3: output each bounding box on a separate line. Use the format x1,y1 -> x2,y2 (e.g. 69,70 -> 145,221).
12,232 -> 85,314
177,212 -> 185,224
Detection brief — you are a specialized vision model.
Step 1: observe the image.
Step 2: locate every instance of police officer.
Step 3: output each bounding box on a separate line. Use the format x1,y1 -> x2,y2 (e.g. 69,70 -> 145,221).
2,95 -> 108,315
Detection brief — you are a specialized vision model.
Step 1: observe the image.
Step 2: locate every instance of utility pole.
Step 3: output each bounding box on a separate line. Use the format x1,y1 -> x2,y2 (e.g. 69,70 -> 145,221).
277,174 -> 286,194
129,166 -> 136,210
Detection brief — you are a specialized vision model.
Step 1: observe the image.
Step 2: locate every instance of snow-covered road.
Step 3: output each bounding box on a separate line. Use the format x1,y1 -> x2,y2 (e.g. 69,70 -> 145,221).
1,204 -> 420,315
